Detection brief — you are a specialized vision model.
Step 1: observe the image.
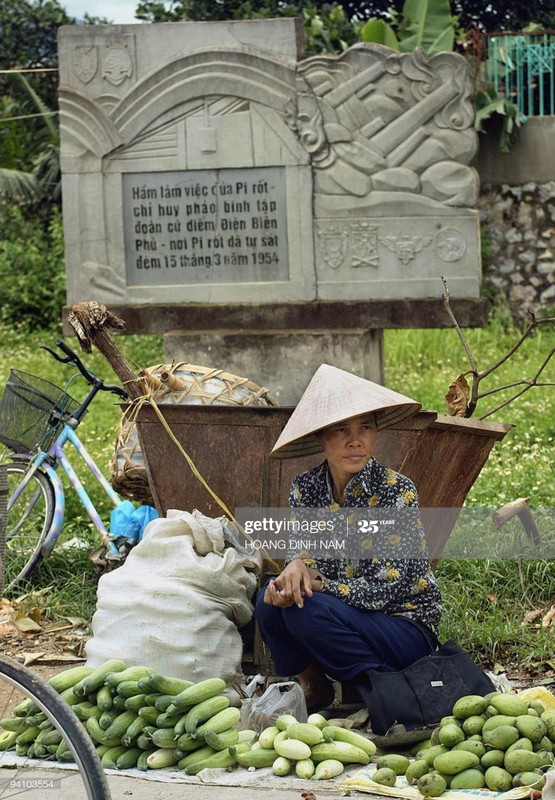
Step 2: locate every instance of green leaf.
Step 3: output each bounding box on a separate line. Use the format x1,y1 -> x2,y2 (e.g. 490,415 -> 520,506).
398,0 -> 456,54
360,18 -> 399,50
0,168 -> 41,202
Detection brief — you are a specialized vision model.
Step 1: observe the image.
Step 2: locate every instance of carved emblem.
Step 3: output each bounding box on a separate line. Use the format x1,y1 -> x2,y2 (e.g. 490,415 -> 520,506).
380,235 -> 432,265
351,222 -> 378,268
102,41 -> 133,86
318,227 -> 348,270
434,227 -> 467,262
73,45 -> 98,84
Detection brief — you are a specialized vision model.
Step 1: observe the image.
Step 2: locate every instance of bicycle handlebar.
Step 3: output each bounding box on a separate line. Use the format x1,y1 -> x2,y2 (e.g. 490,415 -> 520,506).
40,339 -> 128,399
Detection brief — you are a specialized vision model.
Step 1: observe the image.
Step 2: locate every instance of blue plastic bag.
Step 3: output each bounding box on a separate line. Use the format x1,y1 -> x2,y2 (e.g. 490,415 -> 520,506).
110,500 -> 158,545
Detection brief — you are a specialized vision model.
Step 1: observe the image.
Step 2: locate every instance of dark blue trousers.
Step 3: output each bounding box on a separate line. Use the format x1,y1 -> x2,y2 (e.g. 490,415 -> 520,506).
255,587 -> 434,683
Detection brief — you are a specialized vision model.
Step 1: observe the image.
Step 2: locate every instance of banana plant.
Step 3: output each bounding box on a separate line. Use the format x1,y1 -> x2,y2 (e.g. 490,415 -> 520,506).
359,0 -> 524,151
360,0 -> 456,55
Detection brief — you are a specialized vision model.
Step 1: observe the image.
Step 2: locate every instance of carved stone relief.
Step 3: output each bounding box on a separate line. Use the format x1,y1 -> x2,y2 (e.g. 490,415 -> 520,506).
294,45 -> 478,207
58,22 -> 480,305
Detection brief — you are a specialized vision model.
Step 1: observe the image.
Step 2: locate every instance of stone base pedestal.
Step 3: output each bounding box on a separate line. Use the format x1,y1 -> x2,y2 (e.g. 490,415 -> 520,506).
163,329 -> 384,405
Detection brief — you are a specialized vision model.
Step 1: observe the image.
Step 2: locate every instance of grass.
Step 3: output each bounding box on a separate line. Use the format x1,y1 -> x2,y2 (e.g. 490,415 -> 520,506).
385,311 -> 555,675
1,313 -> 554,676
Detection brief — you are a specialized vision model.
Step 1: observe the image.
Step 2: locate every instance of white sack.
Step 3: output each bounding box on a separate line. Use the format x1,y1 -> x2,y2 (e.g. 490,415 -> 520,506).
86,509 -> 259,686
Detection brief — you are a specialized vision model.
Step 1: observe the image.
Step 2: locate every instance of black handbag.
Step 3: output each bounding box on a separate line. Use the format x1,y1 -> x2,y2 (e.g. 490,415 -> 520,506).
354,639 -> 495,736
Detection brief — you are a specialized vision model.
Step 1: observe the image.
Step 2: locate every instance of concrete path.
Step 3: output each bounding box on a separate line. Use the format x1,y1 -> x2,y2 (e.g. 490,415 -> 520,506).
0,762 -> 358,799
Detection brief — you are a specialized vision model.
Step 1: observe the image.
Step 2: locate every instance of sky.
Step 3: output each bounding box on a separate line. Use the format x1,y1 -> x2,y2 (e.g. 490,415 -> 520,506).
62,0 -> 141,24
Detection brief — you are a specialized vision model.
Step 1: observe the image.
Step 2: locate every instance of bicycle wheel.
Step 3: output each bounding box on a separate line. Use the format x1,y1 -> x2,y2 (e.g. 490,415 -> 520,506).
2,461 -> 55,593
0,655 -> 111,799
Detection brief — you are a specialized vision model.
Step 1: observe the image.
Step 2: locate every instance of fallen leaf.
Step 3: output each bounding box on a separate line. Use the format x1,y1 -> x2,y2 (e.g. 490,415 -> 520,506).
23,652 -> 46,666
35,654 -> 86,664
29,607 -> 43,623
487,593 -> 498,603
492,662 -> 506,675
539,677 -> 555,685
64,616 -> 88,628
13,616 -> 42,633
445,374 -> 470,416
522,609 -> 542,625
542,605 -> 555,627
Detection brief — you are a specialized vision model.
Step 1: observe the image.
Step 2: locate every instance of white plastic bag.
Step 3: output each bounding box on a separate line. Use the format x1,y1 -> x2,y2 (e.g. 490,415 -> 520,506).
241,677 -> 307,731
86,509 -> 260,687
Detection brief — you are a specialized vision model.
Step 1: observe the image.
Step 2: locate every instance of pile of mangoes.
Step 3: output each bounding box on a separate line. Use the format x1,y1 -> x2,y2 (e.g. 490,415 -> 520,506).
370,692 -> 555,796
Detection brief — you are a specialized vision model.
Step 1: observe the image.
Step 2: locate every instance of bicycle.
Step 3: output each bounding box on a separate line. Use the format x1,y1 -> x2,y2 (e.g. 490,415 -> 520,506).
0,464 -> 111,799
0,338 -> 130,594
0,654 -> 112,799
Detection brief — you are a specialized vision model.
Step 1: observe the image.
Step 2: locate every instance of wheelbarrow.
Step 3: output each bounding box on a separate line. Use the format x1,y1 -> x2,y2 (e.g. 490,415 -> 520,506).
133,402 -> 512,558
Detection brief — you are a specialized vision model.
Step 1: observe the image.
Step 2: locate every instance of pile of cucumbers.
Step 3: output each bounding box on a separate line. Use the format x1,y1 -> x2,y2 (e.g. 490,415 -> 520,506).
369,692 -> 555,796
239,712 -> 377,780
0,659 -> 248,771
0,658 -> 378,780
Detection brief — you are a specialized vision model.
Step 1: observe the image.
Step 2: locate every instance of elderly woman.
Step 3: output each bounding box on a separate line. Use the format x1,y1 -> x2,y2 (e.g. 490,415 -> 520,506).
254,364 -> 441,712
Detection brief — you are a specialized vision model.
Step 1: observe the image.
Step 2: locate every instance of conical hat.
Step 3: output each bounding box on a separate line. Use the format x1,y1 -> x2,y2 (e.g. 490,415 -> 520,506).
271,364 -> 421,459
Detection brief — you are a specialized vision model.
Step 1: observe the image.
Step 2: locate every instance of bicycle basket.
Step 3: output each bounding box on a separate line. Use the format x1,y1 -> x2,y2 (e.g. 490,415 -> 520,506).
0,370 -> 80,453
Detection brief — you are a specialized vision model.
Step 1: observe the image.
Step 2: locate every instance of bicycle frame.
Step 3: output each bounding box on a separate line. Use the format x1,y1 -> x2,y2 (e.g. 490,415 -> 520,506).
8,422 -> 122,559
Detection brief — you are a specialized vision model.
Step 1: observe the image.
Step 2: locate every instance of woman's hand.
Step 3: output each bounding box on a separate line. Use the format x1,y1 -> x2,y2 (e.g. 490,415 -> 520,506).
263,560 -> 323,608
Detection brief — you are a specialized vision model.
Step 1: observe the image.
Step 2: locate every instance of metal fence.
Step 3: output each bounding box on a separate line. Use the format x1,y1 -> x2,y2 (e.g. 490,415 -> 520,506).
478,31 -> 555,117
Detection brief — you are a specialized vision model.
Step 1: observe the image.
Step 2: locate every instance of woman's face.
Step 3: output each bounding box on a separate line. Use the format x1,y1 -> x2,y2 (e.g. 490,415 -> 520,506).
318,414 -> 377,476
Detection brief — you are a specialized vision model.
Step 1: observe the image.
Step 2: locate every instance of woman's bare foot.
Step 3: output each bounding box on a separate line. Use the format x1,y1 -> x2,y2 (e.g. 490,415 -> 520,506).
298,661 -> 335,712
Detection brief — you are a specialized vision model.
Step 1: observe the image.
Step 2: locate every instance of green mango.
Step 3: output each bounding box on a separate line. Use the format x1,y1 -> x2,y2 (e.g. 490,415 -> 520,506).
438,724 -> 465,748
515,714 -> 547,743
453,740 -> 486,758
489,695 -> 529,718
481,750 -> 505,769
512,771 -> 546,789
452,695 -> 489,720
485,766 -> 513,791
482,725 -> 520,750
417,773 -> 447,797
433,751 -> 480,775
376,753 -> 410,775
405,759 -> 430,785
450,768 -> 486,789
504,749 -> 541,775
462,715 -> 486,736
372,767 -> 397,787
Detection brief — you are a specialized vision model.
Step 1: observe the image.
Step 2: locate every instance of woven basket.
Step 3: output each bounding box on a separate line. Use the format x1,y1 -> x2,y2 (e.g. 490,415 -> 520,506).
110,363 -> 278,504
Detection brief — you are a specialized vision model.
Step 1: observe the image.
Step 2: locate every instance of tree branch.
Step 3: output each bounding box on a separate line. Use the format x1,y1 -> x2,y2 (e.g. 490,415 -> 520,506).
441,276 -> 478,372
441,282 -> 555,419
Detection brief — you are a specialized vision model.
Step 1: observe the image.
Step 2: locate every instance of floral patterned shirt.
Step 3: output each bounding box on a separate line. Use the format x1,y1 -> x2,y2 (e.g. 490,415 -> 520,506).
286,458 -> 441,634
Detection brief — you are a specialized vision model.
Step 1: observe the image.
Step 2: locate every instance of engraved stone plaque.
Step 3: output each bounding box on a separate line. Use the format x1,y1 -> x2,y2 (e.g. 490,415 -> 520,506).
58,21 -> 481,308
123,167 -> 288,285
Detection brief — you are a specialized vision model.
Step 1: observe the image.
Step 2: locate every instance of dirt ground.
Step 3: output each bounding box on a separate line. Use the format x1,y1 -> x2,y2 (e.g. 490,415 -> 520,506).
0,606 -> 90,715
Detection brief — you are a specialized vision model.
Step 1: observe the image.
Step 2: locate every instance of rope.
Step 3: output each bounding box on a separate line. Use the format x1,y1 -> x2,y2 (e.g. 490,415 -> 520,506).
128,394 -> 282,574
0,111 -> 58,123
0,68 -> 58,74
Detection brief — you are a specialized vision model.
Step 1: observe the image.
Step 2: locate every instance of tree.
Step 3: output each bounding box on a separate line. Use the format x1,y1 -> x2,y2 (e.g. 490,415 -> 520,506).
135,1 -> 555,31
0,1 -> 106,204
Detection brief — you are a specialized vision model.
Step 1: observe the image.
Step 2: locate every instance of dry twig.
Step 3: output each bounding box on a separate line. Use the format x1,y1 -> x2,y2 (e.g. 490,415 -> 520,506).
441,277 -> 555,419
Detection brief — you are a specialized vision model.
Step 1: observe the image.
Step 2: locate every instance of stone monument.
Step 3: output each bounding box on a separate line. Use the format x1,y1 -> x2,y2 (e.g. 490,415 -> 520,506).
58,19 -> 484,402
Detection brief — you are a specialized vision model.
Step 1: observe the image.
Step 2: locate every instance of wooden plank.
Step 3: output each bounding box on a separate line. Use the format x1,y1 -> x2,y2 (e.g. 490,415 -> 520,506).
62,298 -> 488,335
